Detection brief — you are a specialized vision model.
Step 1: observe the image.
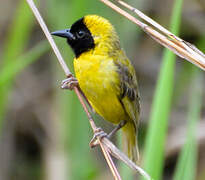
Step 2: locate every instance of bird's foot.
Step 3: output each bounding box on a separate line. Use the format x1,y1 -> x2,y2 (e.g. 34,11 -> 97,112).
61,75 -> 78,90
89,121 -> 127,148
90,127 -> 108,148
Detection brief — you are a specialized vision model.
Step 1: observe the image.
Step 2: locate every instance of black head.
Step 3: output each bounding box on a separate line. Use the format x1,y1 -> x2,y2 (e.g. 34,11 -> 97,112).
51,18 -> 95,58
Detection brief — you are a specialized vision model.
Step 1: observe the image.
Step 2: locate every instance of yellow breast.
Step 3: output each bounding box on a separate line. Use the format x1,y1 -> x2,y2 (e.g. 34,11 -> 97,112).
74,53 -> 127,124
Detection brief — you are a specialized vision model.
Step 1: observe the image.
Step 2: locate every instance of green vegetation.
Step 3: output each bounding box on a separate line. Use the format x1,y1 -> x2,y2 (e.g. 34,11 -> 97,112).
141,0 -> 184,179
173,67 -> 202,180
0,0 -> 35,127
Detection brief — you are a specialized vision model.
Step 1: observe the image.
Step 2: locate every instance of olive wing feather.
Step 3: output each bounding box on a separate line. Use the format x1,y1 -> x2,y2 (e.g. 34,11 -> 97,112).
115,54 -> 140,128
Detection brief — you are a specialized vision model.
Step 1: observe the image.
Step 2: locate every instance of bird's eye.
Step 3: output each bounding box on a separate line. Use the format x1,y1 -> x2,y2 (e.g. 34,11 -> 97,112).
77,30 -> 85,38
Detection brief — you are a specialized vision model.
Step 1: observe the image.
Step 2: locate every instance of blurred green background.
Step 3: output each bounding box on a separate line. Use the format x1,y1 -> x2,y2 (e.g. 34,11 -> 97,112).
0,0 -> 205,179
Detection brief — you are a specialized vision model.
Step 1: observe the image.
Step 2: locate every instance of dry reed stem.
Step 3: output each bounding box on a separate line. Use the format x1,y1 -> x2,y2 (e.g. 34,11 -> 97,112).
25,0 -> 151,179
100,0 -> 205,71
25,0 -> 121,179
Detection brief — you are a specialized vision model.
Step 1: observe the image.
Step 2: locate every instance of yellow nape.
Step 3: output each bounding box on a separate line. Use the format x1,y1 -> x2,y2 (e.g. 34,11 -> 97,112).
84,15 -> 114,37
83,15 -> 120,55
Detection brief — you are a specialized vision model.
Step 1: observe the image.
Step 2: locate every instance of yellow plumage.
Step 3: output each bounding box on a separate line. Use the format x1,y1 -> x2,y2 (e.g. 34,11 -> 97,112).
52,15 -> 140,163
74,53 -> 125,123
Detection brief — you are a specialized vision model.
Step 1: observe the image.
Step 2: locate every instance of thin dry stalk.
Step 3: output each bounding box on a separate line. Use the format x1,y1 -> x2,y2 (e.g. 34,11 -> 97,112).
100,0 -> 205,71
25,0 -> 120,179
25,0 -> 151,180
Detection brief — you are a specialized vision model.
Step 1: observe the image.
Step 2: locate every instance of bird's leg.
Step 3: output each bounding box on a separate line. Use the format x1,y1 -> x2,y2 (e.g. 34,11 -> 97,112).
107,120 -> 127,139
61,75 -> 78,90
90,120 -> 127,148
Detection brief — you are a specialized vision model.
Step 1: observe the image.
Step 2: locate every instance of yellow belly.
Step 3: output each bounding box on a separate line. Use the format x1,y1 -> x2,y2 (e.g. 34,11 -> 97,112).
74,54 -> 127,124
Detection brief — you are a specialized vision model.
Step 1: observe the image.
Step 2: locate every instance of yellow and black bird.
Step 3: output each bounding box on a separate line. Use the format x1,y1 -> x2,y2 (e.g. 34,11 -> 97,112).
52,15 -> 140,162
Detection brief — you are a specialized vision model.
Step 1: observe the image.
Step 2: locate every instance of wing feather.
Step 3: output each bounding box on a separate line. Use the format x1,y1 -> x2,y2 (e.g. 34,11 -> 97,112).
114,52 -> 140,128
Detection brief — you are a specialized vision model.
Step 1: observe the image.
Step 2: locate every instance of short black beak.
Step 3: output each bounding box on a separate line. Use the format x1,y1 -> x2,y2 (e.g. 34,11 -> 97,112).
51,29 -> 75,40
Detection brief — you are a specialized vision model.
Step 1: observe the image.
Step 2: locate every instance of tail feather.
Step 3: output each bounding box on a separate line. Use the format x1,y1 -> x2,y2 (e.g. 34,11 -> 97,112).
122,121 -> 139,163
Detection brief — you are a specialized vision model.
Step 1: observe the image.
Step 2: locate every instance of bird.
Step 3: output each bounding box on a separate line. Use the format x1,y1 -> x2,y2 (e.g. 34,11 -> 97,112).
51,15 -> 140,163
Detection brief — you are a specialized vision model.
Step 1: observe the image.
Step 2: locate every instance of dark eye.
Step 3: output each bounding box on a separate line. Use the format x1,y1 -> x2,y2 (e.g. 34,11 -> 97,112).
77,30 -> 85,38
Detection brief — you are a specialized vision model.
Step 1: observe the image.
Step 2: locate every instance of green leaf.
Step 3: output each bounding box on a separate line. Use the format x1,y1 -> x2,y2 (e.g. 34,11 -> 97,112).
141,0 -> 184,179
